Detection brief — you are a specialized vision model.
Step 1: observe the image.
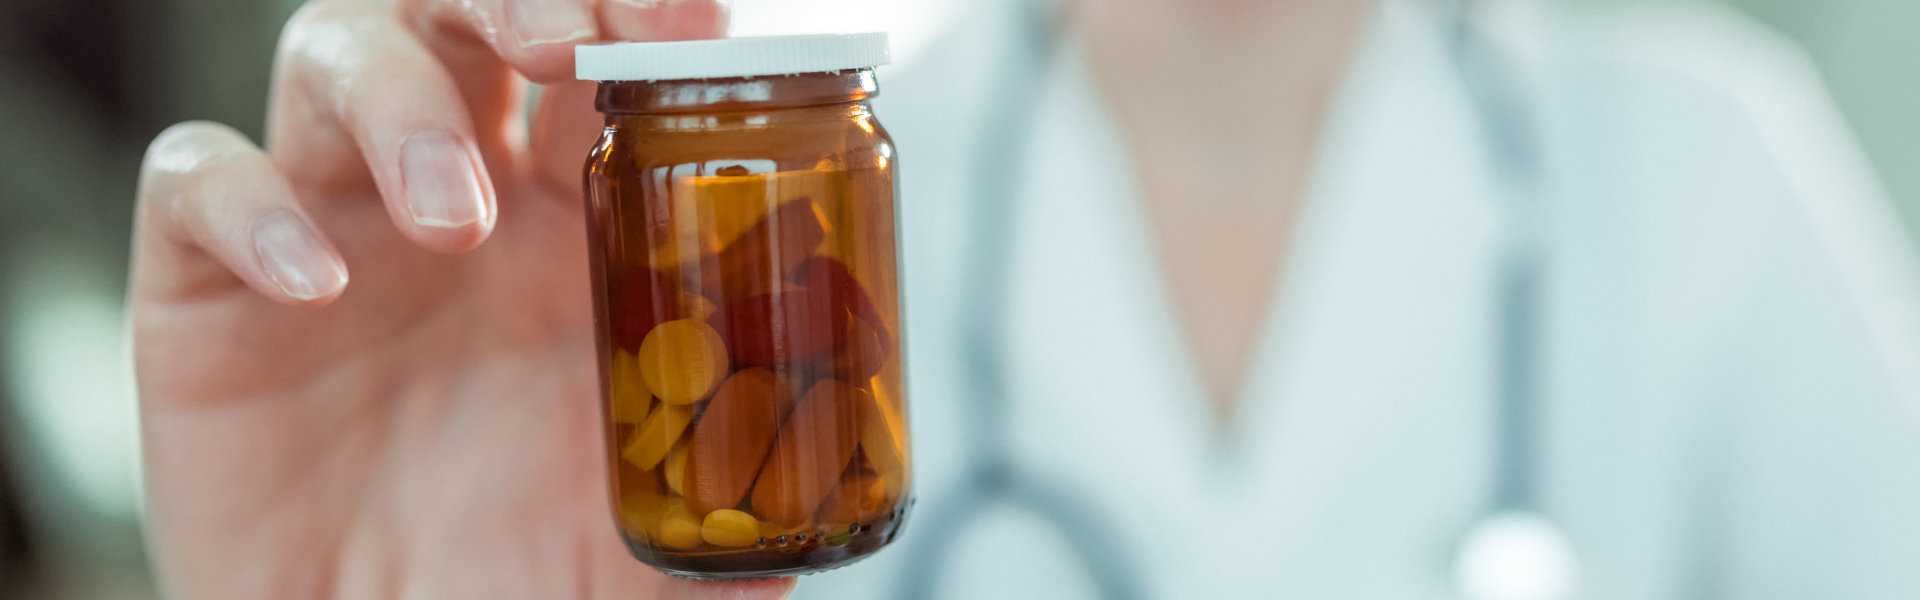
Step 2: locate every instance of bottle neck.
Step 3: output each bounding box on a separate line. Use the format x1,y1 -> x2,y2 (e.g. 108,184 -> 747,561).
594,69 -> 878,115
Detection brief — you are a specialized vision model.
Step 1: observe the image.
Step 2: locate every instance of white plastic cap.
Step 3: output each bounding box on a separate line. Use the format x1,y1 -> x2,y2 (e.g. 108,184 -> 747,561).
576,33 -> 889,81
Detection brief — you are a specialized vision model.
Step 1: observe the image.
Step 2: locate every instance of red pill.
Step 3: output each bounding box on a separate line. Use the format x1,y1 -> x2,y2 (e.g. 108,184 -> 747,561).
697,200 -> 828,302
611,267 -> 682,352
791,256 -> 887,339
709,285 -> 851,367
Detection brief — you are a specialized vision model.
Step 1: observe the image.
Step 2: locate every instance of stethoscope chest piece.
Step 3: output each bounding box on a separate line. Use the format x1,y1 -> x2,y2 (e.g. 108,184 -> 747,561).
1451,511 -> 1580,600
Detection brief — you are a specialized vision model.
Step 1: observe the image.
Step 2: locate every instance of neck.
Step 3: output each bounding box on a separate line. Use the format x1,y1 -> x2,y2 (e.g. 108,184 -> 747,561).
1076,0 -> 1373,181
1072,0 -> 1374,410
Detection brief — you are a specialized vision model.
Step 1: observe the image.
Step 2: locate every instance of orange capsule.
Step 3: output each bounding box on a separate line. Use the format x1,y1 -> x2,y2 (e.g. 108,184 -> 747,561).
771,370 -> 806,418
751,380 -> 864,527
684,369 -> 784,514
816,460 -> 887,525
857,384 -> 908,482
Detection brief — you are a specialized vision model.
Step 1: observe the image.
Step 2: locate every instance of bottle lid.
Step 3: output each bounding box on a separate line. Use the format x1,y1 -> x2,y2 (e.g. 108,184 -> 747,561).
576,33 -> 890,81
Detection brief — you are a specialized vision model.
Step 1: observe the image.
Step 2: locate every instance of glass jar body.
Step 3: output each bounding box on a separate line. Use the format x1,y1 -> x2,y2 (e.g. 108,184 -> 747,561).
582,71 -> 910,579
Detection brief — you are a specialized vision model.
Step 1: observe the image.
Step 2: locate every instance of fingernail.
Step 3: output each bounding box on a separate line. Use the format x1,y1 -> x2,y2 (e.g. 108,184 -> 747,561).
400,131 -> 491,229
252,210 -> 348,301
508,0 -> 596,48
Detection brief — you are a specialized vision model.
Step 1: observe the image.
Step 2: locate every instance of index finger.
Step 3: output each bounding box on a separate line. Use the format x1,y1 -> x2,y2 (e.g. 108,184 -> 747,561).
401,0 -> 732,84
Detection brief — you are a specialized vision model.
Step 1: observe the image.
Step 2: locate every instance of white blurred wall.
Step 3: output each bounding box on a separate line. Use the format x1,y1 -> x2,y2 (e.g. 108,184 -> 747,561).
1710,0 -> 1920,236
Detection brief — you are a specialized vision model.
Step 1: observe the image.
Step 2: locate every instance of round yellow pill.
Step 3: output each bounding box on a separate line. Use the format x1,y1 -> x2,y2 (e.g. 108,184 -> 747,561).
701,509 -> 762,548
639,319 -> 730,405
657,500 -> 705,551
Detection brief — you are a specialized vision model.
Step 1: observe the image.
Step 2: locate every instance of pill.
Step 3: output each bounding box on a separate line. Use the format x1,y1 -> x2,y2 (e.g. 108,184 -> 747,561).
701,509 -> 762,548
663,439 -> 690,497
613,169 -> 706,273
751,380 -> 864,527
877,471 -> 906,501
772,370 -> 805,417
677,168 -> 832,253
816,463 -> 887,525
681,292 -> 719,321
684,369 -> 784,514
657,499 -> 705,550
791,256 -> 887,342
609,351 -> 652,424
622,403 -> 693,472
758,517 -> 816,541
832,317 -> 886,382
638,318 -> 730,405
857,384 -> 908,483
612,267 -> 682,351
697,200 -> 829,301
710,285 -> 850,367
619,491 -> 669,535
620,458 -> 662,496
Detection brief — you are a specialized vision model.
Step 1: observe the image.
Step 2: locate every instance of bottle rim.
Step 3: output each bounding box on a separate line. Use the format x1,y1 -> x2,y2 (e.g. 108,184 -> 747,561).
576,33 -> 890,82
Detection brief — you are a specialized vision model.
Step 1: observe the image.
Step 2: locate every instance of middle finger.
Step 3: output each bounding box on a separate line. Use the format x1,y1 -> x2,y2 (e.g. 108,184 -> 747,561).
269,0 -> 499,253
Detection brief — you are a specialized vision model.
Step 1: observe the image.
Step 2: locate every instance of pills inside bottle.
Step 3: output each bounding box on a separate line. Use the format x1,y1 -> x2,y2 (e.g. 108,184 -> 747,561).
577,34 -> 911,579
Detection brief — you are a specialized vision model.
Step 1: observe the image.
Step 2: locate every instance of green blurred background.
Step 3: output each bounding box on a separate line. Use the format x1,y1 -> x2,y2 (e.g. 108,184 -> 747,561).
0,0 -> 1912,597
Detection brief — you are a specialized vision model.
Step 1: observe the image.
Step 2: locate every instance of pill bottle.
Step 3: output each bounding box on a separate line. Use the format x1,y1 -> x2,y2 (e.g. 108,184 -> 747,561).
577,34 -> 910,579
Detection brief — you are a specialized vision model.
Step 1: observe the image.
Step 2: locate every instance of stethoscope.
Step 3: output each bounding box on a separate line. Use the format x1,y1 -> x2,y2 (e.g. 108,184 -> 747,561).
893,1 -> 1578,598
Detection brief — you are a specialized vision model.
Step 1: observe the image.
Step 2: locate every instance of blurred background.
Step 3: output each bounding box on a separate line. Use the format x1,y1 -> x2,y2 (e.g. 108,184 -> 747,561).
0,0 -> 1912,597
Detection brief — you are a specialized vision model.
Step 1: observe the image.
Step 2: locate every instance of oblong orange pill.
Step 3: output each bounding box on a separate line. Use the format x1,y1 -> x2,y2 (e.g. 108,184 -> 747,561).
751,379 -> 864,527
857,383 -> 908,483
684,368 -> 783,514
816,459 -> 887,525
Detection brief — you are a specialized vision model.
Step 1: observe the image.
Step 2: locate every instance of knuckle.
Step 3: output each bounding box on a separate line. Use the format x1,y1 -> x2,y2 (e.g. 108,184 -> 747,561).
276,0 -> 412,116
143,121 -> 245,180
280,0 -> 360,46
138,121 -> 253,225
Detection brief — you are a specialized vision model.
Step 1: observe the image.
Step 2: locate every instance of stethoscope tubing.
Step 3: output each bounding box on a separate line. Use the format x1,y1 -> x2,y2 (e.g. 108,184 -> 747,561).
892,0 -> 1148,597
892,1 -> 1563,597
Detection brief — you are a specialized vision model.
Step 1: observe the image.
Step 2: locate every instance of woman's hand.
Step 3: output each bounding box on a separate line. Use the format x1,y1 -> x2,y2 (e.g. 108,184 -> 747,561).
129,0 -> 791,597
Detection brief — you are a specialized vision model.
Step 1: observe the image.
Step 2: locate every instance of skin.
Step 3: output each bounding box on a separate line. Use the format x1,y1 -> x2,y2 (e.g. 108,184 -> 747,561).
131,0 -> 1369,596
1081,0 -> 1374,418
132,0 -> 790,597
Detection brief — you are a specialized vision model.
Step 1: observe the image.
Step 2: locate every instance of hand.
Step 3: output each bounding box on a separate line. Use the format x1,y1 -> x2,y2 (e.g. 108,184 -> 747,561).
129,0 -> 791,597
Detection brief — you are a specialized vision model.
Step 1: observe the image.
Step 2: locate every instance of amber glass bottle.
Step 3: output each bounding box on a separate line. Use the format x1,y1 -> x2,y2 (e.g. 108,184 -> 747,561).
577,35 -> 909,579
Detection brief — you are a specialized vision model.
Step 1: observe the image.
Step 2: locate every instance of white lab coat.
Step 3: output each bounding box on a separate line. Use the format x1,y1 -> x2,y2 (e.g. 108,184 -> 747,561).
796,0 -> 1920,598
